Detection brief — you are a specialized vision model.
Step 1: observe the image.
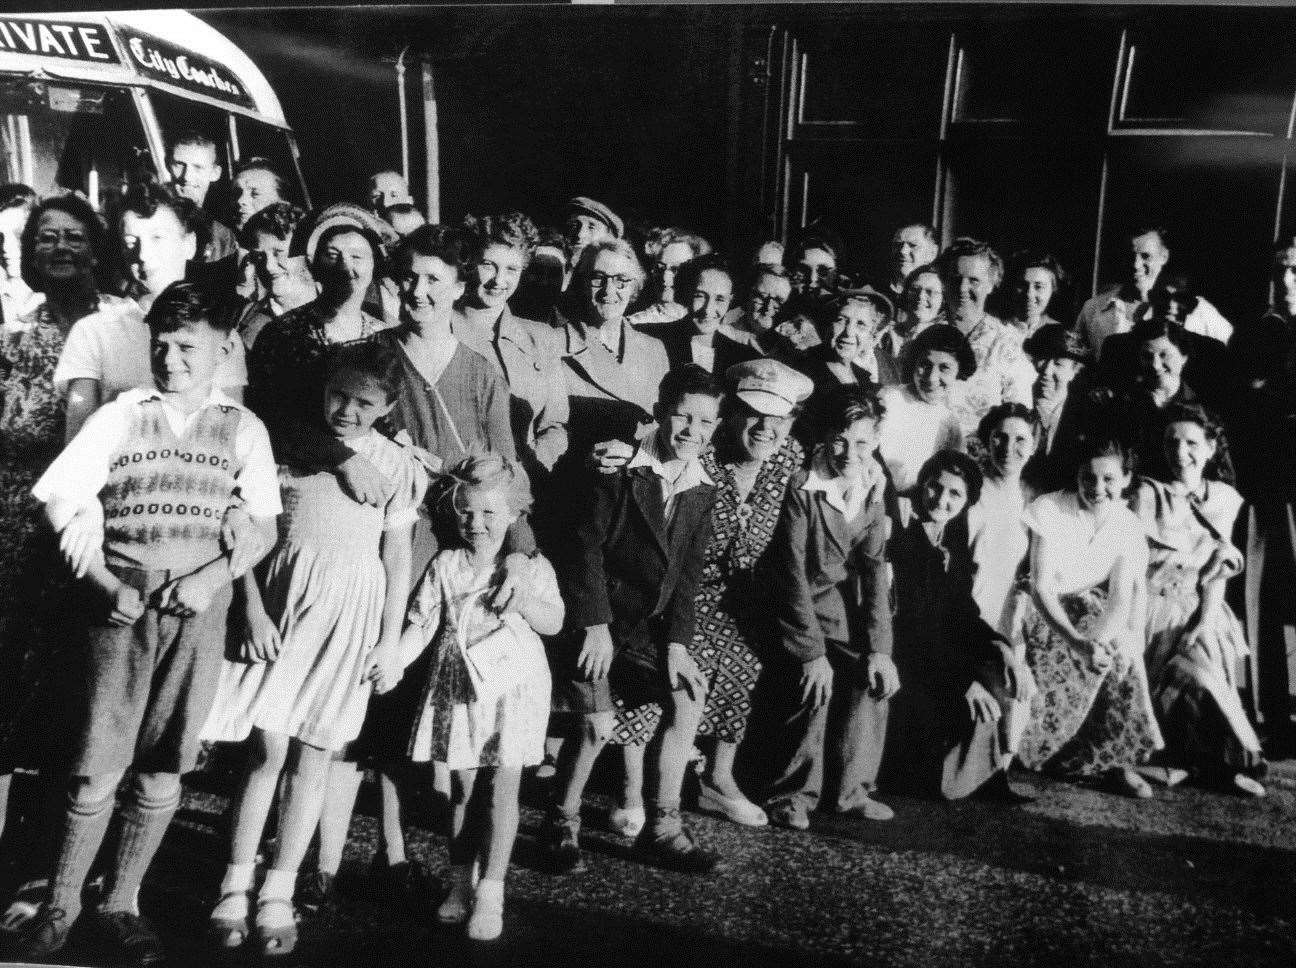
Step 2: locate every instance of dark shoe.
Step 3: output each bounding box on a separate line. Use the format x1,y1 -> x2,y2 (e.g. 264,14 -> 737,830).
973,772 -> 1036,805
92,909 -> 166,967
296,870 -> 336,914
631,824 -> 720,874
371,856 -> 437,910
536,810 -> 584,874
6,903 -> 75,961
766,800 -> 810,831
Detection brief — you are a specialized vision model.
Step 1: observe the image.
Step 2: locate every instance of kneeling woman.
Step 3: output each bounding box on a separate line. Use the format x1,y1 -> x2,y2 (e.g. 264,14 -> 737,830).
883,451 -> 1032,801
1130,404 -> 1265,795
1016,437 -> 1164,797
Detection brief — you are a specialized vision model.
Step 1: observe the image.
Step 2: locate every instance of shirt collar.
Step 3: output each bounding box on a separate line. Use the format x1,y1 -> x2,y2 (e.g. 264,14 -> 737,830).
628,430 -> 714,492
133,384 -> 244,413
801,449 -> 868,517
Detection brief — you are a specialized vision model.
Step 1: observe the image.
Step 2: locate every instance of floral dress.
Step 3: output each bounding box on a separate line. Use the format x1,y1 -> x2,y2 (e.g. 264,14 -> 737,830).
0,306 -> 77,768
406,548 -> 558,769
949,313 -> 1035,444
1015,491 -> 1164,776
612,436 -> 805,745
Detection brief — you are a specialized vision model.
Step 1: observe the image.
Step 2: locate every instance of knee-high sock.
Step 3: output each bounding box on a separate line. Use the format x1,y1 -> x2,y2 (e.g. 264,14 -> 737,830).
99,788 -> 180,913
48,791 -> 116,919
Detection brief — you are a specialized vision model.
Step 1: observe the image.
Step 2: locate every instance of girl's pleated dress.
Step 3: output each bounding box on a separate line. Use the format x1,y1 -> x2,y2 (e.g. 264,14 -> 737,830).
204,430 -> 427,751
407,548 -> 556,770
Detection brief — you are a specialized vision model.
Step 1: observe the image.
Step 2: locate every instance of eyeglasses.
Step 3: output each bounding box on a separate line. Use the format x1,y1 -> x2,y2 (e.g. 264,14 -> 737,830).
588,273 -> 635,292
749,293 -> 786,310
35,229 -> 88,249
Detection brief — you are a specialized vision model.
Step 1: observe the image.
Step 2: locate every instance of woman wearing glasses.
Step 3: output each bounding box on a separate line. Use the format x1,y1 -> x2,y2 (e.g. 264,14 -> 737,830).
720,264 -> 794,354
555,239 -> 670,461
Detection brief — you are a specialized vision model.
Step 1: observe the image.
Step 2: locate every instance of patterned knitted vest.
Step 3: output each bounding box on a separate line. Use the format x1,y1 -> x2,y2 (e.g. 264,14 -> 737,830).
101,399 -> 242,572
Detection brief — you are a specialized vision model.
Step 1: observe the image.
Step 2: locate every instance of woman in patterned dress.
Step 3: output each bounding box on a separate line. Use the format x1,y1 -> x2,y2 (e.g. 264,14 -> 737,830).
0,194 -> 108,864
1016,435 -> 1164,798
938,238 -> 1035,444
609,359 -> 812,831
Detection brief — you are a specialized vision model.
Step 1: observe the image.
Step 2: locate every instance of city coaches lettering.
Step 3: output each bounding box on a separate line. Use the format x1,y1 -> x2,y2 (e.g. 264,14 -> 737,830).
120,26 -> 255,110
0,18 -> 118,63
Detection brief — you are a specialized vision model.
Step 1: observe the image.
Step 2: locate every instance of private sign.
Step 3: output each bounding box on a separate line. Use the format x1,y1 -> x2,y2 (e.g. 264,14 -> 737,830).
0,18 -> 118,63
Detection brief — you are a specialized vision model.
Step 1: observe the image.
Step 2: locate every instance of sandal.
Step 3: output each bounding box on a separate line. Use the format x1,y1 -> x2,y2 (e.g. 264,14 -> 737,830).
206,891 -> 250,949
254,897 -> 298,958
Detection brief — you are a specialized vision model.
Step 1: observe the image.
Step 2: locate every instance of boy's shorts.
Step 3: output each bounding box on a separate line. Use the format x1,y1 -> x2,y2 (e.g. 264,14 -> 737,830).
71,565 -> 233,778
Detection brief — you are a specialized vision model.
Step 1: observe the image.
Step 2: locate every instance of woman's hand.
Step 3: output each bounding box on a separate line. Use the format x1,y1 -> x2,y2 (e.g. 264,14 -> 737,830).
965,681 -> 1003,724
665,643 -> 707,700
578,624 -> 615,682
590,439 -> 634,475
799,655 -> 834,708
337,453 -> 392,507
365,641 -> 403,694
241,606 -> 281,662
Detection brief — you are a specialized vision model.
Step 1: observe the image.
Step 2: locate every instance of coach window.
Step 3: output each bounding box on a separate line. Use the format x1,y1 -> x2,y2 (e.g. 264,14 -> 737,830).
796,24 -> 949,138
1116,21 -> 1296,134
235,115 -> 307,207
950,22 -> 1116,130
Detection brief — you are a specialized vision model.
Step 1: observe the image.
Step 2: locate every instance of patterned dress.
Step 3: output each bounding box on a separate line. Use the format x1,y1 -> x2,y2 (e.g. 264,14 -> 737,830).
1016,491 -> 1164,776
407,548 -> 557,769
948,313 -> 1035,445
0,306 -> 77,769
613,436 -> 805,745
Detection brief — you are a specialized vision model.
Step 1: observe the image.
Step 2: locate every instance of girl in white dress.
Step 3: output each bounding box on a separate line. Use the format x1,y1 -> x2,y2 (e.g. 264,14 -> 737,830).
204,343 -> 426,956
400,454 -> 562,941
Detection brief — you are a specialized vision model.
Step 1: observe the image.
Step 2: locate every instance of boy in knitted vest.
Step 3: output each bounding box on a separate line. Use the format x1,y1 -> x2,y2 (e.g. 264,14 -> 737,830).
13,282 -> 280,966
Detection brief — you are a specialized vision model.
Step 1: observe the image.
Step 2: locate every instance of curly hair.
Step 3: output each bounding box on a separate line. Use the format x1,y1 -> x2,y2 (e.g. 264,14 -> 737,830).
326,340 -> 403,402
1159,400 -> 1234,485
392,223 -> 473,281
238,201 -> 306,250
821,385 -> 886,440
977,402 -> 1039,451
643,227 -> 712,263
439,451 -> 533,519
463,211 -> 540,266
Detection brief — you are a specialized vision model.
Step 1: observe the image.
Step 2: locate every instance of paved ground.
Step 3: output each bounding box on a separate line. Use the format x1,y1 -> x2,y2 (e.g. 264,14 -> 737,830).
19,761 -> 1293,968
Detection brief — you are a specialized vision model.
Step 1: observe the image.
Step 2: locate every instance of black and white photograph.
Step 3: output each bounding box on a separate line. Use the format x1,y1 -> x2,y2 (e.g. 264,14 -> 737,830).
0,2 -> 1291,966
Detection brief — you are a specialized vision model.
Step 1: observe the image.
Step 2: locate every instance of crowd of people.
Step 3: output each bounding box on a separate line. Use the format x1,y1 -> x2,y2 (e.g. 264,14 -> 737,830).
0,126 -> 1292,964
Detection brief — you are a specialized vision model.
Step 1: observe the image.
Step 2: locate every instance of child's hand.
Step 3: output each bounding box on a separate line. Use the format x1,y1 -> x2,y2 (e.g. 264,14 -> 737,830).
157,570 -> 222,618
799,655 -> 834,708
60,502 -> 104,579
489,553 -> 533,613
965,681 -> 1002,724
241,607 -> 281,662
110,583 -> 145,627
338,453 -> 392,507
578,624 -> 615,681
665,643 -> 707,700
222,506 -> 269,579
365,641 -> 402,694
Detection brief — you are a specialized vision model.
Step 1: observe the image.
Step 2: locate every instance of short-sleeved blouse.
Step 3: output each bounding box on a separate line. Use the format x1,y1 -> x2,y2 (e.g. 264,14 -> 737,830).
1023,490 -> 1149,596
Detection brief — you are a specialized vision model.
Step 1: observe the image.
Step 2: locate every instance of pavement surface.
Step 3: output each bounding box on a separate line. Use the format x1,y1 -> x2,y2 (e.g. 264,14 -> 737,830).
12,761 -> 1293,968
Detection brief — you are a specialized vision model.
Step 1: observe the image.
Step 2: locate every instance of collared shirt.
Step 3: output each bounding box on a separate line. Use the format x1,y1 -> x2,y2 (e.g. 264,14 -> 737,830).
53,296 -> 247,399
1022,490 -> 1148,596
33,385 -> 281,518
627,429 -> 713,522
800,448 -> 877,522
